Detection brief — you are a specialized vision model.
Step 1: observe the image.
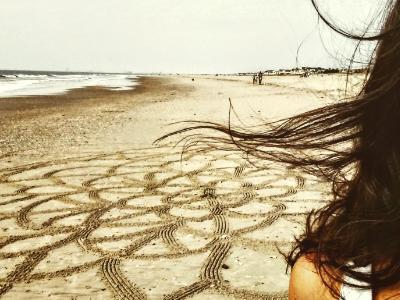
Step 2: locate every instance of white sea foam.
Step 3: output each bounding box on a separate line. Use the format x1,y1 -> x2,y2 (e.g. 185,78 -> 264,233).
0,74 -> 138,98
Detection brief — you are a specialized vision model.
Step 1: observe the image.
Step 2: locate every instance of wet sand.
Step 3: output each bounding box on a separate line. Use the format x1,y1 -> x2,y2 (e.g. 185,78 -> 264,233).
0,74 -> 361,299
0,76 -> 190,158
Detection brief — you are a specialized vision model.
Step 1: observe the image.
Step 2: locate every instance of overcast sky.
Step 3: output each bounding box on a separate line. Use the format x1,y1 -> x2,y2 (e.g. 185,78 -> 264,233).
0,0 -> 384,73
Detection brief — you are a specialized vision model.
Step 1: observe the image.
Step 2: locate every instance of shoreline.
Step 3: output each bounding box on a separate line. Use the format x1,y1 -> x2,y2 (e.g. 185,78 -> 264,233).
0,77 -> 145,113
0,76 -> 193,157
0,74 -> 137,99
0,73 -> 360,159
0,77 -> 197,163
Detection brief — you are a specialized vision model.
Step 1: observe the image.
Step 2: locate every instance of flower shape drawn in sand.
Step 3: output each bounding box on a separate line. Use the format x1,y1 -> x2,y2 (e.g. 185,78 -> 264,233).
0,146 -> 329,299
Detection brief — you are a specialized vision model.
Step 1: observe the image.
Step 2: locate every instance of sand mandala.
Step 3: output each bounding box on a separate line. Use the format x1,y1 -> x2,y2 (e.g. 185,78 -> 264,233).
0,146 -> 330,299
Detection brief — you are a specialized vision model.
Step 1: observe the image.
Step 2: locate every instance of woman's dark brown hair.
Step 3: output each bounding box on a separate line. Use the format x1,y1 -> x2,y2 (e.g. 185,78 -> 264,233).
157,0 -> 400,297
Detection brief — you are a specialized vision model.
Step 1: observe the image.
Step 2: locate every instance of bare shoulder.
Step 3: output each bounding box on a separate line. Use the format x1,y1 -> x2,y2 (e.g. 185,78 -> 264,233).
289,256 -> 338,300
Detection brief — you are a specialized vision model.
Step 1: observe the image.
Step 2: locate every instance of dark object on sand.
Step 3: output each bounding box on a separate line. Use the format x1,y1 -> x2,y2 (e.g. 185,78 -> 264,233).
192,78 -> 195,81
258,71 -> 263,85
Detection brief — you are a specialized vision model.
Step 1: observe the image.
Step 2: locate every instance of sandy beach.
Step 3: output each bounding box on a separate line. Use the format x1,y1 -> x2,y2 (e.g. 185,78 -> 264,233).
0,74 -> 361,299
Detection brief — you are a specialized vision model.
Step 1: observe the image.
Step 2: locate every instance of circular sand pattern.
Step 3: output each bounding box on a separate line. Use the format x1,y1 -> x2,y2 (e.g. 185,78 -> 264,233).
0,146 -> 329,299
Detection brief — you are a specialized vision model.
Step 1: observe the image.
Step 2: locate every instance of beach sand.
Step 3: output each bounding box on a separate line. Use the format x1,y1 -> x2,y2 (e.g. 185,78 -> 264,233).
0,74 -> 362,299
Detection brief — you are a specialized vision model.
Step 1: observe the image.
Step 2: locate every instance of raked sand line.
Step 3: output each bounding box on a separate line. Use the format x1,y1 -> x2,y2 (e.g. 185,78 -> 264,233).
0,144 -> 331,299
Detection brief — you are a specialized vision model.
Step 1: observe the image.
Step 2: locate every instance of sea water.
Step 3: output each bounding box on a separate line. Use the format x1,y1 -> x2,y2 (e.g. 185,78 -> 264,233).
0,71 -> 138,97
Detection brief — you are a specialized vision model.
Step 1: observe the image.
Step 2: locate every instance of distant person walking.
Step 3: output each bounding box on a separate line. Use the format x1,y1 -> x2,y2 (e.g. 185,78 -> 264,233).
252,73 -> 257,85
258,71 -> 263,85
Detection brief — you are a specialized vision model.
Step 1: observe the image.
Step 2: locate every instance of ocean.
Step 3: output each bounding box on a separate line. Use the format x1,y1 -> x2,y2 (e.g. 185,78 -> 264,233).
0,70 -> 138,98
